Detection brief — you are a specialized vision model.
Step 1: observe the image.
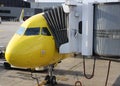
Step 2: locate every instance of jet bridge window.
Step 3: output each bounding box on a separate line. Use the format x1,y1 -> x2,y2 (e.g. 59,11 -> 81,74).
79,21 -> 82,34
41,27 -> 51,36
24,28 -> 40,36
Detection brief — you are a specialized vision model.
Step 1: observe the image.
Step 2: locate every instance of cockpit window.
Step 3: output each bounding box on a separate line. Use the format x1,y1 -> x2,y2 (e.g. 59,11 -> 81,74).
24,28 -> 40,35
16,27 -> 51,36
41,27 -> 51,36
16,27 -> 25,35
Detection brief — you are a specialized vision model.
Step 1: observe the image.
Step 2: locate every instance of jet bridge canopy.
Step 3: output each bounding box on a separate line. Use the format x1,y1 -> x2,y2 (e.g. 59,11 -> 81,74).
43,6 -> 68,49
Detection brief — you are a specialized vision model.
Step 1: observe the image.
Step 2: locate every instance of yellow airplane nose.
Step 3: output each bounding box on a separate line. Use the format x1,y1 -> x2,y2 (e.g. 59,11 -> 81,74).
5,44 -> 41,68
5,47 -> 24,67
5,35 -> 43,68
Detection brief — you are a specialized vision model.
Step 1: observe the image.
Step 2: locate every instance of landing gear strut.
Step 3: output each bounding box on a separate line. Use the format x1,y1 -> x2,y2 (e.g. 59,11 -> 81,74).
45,64 -> 57,86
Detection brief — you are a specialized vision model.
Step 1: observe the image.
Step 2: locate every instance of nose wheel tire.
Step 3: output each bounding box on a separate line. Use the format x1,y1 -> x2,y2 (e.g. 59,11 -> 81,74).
45,75 -> 50,84
51,76 -> 57,85
45,75 -> 57,86
44,64 -> 57,86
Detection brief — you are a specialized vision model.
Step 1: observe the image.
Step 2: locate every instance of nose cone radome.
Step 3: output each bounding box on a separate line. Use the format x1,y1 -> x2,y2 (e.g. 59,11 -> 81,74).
5,44 -> 42,68
5,35 -> 42,68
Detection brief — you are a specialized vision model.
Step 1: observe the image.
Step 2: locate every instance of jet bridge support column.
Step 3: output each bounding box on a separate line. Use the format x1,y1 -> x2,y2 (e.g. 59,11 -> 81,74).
82,3 -> 93,56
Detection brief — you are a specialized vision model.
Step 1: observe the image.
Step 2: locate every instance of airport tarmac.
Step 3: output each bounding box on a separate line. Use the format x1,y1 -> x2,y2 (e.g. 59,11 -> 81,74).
0,22 -> 120,86
0,22 -> 21,46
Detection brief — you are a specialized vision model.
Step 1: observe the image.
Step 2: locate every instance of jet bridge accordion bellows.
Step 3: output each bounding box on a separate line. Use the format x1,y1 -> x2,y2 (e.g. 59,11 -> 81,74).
93,3 -> 120,58
43,6 -> 68,49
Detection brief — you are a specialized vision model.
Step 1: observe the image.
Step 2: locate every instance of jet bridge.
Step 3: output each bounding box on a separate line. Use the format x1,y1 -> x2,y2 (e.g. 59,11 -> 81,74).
61,1 -> 120,59
44,0 -> 120,59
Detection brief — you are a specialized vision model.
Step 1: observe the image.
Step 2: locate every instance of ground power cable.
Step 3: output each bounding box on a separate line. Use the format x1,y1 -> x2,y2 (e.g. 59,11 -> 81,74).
83,56 -> 112,86
83,56 -> 96,79
74,56 -> 96,86
105,60 -> 111,86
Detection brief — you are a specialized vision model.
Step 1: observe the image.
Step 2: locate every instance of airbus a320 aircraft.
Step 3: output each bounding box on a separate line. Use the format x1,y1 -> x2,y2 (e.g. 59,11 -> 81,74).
5,7 -> 71,85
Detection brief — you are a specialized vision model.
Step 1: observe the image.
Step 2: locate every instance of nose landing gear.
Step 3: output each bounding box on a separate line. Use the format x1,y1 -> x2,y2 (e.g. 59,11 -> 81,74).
45,64 -> 57,86
31,64 -> 57,86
